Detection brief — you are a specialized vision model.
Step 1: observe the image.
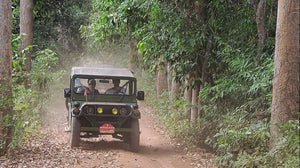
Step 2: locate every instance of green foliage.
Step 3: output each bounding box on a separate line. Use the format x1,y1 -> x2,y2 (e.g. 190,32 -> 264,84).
8,34 -> 62,149
202,101 -> 298,168
137,1 -> 209,79
11,34 -> 59,90
80,0 -> 151,48
201,46 -> 274,108
11,34 -> 33,87
265,120 -> 300,168
195,2 -> 277,166
10,89 -> 40,148
152,92 -> 203,146
7,0 -> 295,167
80,0 -> 299,167
211,119 -> 270,167
81,0 -> 208,80
11,0 -> 20,34
31,49 -> 59,90
137,70 -> 156,105
219,120 -> 299,168
12,0 -> 92,52
139,71 -> 204,146
12,34 -> 29,72
0,115 -> 13,150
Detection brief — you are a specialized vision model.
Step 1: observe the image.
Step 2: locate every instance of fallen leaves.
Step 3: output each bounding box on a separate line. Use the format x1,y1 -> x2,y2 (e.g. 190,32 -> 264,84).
0,126 -> 120,168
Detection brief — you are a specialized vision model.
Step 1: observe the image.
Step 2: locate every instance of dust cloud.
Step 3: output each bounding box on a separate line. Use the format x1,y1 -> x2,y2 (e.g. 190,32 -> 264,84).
42,47 -> 131,127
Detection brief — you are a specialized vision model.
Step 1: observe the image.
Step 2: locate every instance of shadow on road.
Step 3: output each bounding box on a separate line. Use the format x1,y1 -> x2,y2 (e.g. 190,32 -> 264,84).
79,138 -> 128,151
78,137 -> 178,157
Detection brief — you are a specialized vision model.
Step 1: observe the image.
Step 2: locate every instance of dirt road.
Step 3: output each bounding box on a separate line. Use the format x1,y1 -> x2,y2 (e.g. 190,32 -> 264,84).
0,99 -> 215,168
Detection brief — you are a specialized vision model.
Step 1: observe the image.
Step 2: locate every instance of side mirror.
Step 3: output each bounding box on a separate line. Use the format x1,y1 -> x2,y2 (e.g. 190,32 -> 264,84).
137,91 -> 144,101
64,88 -> 71,98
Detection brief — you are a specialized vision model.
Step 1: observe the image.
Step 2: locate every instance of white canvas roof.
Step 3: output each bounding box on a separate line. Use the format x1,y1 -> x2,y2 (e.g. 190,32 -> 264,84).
71,66 -> 134,78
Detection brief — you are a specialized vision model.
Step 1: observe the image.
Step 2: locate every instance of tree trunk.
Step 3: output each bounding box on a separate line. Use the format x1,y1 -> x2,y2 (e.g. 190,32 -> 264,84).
156,63 -> 168,97
167,64 -> 181,101
198,55 -> 208,118
198,35 -> 212,118
129,40 -> 138,72
191,85 -> 200,123
191,72 -> 200,123
184,74 -> 192,119
167,63 -> 172,95
270,0 -> 299,140
194,0 -> 207,25
171,79 -> 180,101
255,0 -> 267,65
193,0 -> 207,120
0,0 -> 13,156
20,0 -> 34,72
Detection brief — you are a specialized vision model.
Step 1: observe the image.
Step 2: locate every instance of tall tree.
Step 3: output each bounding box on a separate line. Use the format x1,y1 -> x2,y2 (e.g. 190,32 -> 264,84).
191,86 -> 200,123
191,72 -> 200,123
169,65 -> 180,101
198,35 -> 212,117
171,79 -> 180,100
129,40 -> 138,72
167,63 -> 172,94
191,0 -> 208,122
156,63 -> 168,97
270,0 -> 299,139
0,0 -> 13,156
254,0 -> 267,65
184,74 -> 192,119
20,0 -> 33,72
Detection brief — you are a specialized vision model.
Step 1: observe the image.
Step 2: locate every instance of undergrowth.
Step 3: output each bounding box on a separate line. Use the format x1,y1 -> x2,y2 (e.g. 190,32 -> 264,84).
139,70 -> 300,168
8,45 -> 64,150
138,71 -> 209,148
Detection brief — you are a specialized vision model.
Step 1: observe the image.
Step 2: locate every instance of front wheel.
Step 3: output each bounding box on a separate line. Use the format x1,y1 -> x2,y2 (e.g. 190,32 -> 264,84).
129,119 -> 140,152
70,117 -> 80,147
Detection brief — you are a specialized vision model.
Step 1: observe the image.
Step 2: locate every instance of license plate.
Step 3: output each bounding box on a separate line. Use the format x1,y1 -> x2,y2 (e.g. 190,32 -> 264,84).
100,124 -> 115,134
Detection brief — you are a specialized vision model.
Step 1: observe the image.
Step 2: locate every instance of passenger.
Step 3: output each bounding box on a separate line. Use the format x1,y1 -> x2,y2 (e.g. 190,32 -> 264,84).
105,79 -> 122,94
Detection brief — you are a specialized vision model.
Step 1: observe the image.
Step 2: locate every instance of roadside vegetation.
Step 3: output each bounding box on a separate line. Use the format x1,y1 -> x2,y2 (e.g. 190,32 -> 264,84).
2,0 -> 89,153
138,69 -> 299,168
9,35 -> 62,149
1,0 -> 299,168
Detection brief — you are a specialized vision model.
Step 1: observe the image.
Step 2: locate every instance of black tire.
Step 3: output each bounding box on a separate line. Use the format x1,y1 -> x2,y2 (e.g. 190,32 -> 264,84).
70,117 -> 80,147
129,119 -> 140,152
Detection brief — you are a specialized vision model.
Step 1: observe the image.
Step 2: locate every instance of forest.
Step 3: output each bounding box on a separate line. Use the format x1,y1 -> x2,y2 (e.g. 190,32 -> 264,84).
0,0 -> 299,167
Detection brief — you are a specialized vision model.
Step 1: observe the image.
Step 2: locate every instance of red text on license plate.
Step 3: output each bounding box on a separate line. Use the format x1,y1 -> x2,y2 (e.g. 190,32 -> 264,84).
100,124 -> 115,134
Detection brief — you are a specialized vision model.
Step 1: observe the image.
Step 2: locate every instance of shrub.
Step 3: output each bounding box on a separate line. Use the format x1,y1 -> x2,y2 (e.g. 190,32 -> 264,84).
9,47 -> 61,149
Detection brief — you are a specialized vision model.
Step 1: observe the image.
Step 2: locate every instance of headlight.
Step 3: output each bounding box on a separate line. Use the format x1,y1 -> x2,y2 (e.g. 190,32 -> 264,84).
133,109 -> 140,116
73,108 -> 80,115
112,108 -> 118,115
120,107 -> 128,116
97,107 -> 103,114
87,107 -> 94,114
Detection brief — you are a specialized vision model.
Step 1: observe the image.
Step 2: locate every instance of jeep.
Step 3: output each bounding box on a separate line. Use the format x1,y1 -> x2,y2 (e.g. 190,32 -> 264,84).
64,66 -> 144,152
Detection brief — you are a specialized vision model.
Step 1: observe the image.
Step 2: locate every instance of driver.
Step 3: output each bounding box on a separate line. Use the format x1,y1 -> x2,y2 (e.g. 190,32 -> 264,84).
105,79 -> 122,94
85,79 -> 100,95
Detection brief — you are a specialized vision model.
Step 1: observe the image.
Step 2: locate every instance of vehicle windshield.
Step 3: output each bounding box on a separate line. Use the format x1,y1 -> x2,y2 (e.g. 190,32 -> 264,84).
73,77 -> 135,96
